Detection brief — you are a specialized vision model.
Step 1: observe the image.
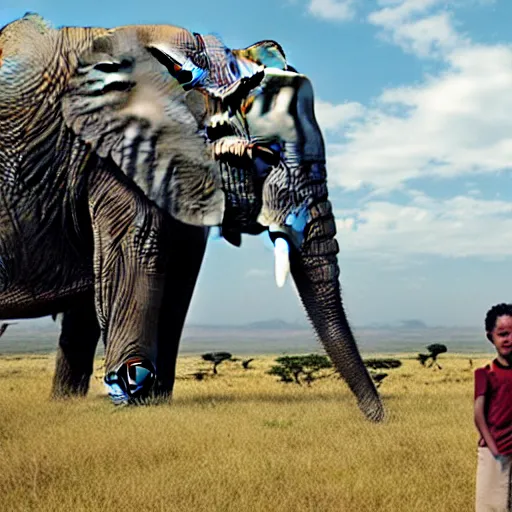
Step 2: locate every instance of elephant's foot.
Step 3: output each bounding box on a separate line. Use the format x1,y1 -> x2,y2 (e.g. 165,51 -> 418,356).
51,296 -> 100,399
52,348 -> 91,398
52,367 -> 90,398
104,356 -> 156,405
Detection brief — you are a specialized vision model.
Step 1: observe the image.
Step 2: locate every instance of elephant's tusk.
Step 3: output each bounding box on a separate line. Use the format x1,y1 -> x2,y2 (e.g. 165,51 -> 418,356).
274,237 -> 290,288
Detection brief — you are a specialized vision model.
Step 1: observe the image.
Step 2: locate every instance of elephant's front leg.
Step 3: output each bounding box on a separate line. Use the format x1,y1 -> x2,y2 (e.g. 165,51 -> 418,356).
88,169 -> 168,404
154,221 -> 209,397
51,291 -> 100,398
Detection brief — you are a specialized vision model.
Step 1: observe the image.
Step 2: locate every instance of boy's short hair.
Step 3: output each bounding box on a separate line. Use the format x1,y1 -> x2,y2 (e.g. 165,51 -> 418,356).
485,303 -> 512,340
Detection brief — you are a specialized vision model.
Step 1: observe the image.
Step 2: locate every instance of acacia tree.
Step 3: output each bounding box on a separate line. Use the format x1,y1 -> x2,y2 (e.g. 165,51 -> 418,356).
363,358 -> 402,370
201,352 -> 233,375
269,355 -> 403,388
268,354 -> 333,386
417,344 -> 448,370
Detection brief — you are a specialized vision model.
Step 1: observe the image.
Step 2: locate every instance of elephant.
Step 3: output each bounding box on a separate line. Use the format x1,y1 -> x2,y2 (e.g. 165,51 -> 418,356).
0,13 -> 224,401
0,13 -> 385,421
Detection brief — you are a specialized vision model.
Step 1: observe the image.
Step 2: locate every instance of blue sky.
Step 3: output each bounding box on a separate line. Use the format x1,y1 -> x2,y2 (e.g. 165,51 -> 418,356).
2,0 -> 512,328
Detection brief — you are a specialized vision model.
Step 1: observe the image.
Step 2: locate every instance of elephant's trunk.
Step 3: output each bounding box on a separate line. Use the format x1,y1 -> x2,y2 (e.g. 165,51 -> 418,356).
214,67 -> 384,420
289,201 -> 385,422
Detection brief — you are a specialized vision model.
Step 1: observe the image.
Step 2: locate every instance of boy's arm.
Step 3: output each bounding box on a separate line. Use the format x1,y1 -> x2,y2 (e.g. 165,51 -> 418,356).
474,395 -> 500,457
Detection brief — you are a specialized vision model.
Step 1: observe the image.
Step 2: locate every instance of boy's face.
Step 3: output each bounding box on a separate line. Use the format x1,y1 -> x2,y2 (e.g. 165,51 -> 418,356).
488,315 -> 512,362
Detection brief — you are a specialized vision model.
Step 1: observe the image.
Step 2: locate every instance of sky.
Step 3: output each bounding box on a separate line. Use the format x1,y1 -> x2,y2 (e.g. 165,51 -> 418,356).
1,0 -> 512,328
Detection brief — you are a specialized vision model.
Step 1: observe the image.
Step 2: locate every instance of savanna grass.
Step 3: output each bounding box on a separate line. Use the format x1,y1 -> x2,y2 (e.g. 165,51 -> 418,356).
0,353 -> 489,511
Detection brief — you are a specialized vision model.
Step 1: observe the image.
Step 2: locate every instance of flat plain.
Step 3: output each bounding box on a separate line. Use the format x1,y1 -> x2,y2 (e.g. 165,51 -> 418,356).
0,352 -> 488,512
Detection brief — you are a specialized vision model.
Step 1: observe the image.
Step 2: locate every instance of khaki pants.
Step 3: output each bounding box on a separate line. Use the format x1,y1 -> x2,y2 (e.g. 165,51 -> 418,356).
476,447 -> 512,511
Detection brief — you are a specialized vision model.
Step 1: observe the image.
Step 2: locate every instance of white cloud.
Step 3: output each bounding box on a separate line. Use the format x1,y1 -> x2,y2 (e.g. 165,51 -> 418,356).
308,0 -> 356,21
369,0 -> 447,27
380,12 -> 465,58
368,0 -> 467,59
314,100 -> 365,132
312,1 -> 511,265
323,43 -> 512,192
336,194 -> 512,260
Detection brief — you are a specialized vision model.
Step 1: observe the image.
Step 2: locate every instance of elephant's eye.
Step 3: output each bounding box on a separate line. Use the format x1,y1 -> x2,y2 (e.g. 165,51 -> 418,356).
147,46 -> 187,83
165,58 -> 184,80
165,58 -> 194,87
224,49 -> 240,80
229,59 -> 240,79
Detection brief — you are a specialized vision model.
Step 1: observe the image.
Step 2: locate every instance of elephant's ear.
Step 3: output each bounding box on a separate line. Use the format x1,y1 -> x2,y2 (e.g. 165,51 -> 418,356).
61,30 -> 224,227
232,40 -> 288,70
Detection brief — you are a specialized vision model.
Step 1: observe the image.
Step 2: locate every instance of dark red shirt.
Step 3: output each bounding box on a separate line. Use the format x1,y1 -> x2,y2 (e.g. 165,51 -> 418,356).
474,359 -> 512,456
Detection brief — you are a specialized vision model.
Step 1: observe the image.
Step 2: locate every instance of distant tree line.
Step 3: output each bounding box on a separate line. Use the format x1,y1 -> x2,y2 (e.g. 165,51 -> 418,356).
267,355 -> 402,388
192,343 -> 450,386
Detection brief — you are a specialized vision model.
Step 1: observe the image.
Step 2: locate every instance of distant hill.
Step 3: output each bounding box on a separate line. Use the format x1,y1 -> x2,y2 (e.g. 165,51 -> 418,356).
177,324 -> 491,356
398,320 -> 428,329
244,319 -> 306,330
0,316 -> 493,356
363,319 -> 428,330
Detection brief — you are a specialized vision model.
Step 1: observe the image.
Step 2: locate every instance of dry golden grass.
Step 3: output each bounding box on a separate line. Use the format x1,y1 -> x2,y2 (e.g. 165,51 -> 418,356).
0,352 -> 492,512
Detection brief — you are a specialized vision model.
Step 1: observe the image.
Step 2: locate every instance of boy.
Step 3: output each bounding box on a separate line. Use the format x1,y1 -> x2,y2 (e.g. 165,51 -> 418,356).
474,303 -> 512,511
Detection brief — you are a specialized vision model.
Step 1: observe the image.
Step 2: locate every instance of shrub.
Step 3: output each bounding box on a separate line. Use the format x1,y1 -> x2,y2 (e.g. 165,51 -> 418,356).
363,358 -> 402,370
268,354 -> 333,386
201,352 -> 233,375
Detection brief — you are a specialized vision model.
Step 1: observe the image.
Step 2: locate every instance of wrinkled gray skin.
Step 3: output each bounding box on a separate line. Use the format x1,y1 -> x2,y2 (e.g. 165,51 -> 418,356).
211,68 -> 384,422
0,15 -> 222,400
0,13 -> 384,421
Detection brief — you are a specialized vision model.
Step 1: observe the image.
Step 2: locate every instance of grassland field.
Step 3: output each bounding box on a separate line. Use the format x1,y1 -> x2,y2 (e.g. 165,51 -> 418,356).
0,351 -> 492,512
